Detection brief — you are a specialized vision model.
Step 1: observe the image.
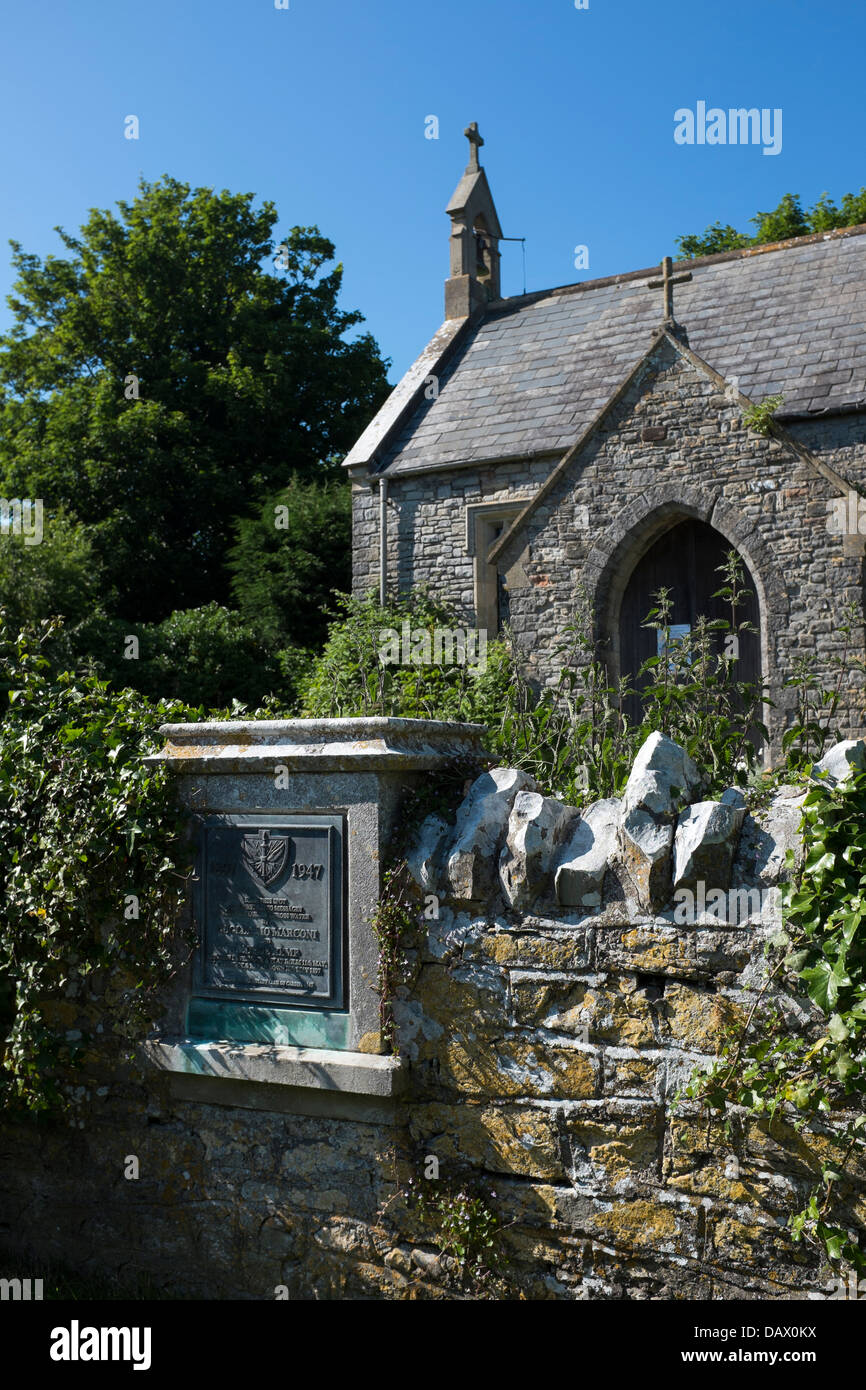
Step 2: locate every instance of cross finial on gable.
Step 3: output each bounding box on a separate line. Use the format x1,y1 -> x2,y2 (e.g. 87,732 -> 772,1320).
464,121 -> 484,172
647,256 -> 693,324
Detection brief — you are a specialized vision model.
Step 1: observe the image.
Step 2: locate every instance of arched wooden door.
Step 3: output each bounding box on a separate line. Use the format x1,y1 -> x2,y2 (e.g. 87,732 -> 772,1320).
618,519 -> 761,723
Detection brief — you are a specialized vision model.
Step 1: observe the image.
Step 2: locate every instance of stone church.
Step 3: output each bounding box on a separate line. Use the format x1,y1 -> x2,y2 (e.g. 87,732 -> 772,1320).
345,124 -> 866,752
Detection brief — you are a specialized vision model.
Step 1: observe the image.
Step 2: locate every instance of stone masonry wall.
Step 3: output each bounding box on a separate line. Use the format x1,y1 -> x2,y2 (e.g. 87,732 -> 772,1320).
351,457 -> 550,621
389,739 -> 863,1298
1,735 -> 863,1300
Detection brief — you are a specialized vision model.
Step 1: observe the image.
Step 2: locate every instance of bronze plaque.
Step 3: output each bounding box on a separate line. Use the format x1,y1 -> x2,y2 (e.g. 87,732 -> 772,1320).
193,814 -> 344,1008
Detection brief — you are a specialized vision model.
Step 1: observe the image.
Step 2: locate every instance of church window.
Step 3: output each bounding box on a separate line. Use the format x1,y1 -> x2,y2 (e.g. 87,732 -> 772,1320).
466,501 -> 527,638
618,519 -> 760,724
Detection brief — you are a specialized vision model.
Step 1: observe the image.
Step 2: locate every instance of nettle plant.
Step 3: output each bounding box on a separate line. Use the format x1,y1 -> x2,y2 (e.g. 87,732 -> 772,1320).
300,558 -> 768,808
637,551 -> 767,790
683,771 -> 866,1271
0,617 -> 198,1114
491,554 -> 767,806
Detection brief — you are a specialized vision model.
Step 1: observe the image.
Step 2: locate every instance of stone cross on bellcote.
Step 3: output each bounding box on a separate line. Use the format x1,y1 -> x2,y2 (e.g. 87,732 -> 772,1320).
464,121 -> 484,172
648,256 -> 692,325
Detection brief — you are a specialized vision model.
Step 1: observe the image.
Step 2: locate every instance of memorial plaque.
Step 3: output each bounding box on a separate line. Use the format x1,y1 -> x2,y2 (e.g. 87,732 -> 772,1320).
193,814 -> 344,1009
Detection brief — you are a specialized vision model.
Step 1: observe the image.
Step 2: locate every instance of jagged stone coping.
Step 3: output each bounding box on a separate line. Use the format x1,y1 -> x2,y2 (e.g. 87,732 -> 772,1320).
408,732 -> 863,920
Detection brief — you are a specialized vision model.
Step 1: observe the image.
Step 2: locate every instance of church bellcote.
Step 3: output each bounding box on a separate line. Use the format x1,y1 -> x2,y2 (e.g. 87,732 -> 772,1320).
445,122 -> 503,319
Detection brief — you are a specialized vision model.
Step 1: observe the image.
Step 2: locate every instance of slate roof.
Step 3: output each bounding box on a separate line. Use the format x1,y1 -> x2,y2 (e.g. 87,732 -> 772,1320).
356,225 -> 866,478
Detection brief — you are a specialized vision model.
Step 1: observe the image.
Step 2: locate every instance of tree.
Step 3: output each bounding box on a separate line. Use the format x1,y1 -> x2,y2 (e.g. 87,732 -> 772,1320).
676,183 -> 866,259
119,602 -> 287,710
228,474 -> 351,651
0,509 -> 99,629
0,176 -> 390,622
751,192 -> 810,244
673,222 -> 752,259
0,509 -> 111,672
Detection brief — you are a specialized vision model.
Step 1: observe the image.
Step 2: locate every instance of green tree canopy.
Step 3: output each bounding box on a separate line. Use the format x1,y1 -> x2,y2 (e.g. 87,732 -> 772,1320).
0,176 -> 390,622
228,474 -> 351,650
676,184 -> 866,259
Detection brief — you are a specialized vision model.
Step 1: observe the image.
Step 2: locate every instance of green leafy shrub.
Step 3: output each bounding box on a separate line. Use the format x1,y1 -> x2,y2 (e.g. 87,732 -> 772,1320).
487,603 -> 635,804
299,589 -> 513,724
105,602 -> 293,711
0,510 -> 113,674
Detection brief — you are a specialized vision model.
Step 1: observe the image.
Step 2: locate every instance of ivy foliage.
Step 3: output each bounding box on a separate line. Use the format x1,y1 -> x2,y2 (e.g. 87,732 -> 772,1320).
109,602 -> 288,711
683,770 -> 866,1270
0,617 -> 198,1113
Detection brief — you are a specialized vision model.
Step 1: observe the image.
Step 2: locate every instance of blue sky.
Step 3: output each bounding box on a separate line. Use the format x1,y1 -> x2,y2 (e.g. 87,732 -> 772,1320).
1,0 -> 864,382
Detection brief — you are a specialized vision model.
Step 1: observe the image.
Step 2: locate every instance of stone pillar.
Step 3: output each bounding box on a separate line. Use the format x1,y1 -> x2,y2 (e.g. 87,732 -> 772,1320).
142,717 -> 485,1104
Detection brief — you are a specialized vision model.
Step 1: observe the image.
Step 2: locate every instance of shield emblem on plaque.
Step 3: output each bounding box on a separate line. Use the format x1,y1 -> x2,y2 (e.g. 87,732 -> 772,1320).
241,829 -> 290,887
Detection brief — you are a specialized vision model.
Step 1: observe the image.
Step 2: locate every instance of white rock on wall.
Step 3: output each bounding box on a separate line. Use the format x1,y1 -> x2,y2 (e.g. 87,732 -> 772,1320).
555,798 -> 621,910
672,798 -> 747,893
810,738 -> 866,786
623,731 -> 702,818
445,767 -> 537,900
499,790 -> 578,909
424,734 -> 812,921
619,807 -> 675,913
406,813 -> 449,892
733,785 -> 806,889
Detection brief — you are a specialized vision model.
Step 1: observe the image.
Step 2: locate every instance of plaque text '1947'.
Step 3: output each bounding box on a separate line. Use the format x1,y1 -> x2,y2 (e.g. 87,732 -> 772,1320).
195,815 -> 344,1009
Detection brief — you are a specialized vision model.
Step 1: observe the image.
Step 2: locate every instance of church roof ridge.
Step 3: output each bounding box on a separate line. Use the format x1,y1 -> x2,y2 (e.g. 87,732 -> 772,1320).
353,219 -> 866,477
485,220 -> 866,314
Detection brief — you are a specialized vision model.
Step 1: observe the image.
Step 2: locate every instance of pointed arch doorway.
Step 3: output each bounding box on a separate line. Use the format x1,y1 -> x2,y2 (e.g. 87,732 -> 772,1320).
618,518 -> 761,725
